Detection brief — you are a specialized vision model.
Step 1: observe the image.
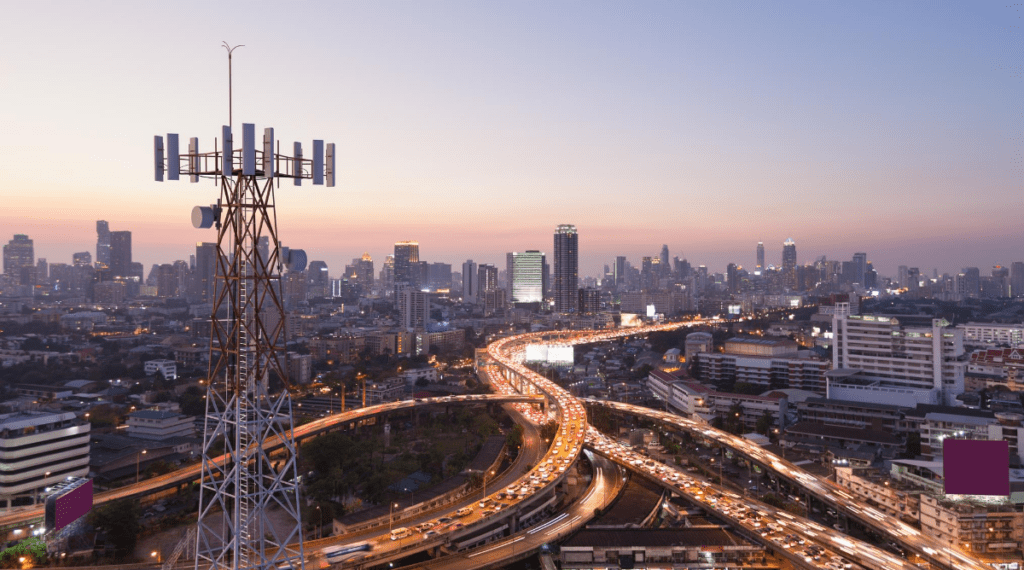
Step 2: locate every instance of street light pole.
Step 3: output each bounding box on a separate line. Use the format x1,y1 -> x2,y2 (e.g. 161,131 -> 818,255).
389,502 -> 398,532
136,449 -> 147,484
316,506 -> 321,540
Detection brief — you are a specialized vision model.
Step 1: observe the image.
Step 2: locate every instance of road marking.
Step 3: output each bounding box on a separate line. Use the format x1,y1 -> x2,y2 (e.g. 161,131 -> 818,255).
466,536 -> 525,558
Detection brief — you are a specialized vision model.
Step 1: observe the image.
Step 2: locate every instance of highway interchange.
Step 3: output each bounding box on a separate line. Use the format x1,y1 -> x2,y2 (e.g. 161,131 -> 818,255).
8,318 -> 996,570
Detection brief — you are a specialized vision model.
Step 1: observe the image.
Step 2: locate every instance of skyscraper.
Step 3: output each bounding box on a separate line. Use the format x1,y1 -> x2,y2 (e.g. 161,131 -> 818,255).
399,288 -> 430,330
508,251 -> 545,305
355,253 -> 374,288
462,260 -> 478,303
307,261 -> 330,298
553,224 -> 578,313
614,256 -> 626,291
659,244 -> 669,277
782,238 -> 797,290
393,241 -> 420,297
72,252 -> 92,267
1011,262 -> 1024,297
756,242 -> 765,271
478,264 -> 498,294
195,242 -> 217,303
726,263 -> 738,294
109,231 -> 132,278
96,220 -> 110,268
852,252 -> 867,286
3,234 -> 34,281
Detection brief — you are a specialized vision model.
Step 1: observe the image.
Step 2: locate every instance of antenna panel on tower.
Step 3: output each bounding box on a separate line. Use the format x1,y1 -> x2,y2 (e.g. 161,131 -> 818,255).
154,136 -> 164,182
293,142 -> 302,186
242,124 -> 256,176
326,143 -> 336,187
263,128 -> 275,178
167,134 -> 179,181
222,126 -> 233,177
189,137 -> 199,183
312,140 -> 324,185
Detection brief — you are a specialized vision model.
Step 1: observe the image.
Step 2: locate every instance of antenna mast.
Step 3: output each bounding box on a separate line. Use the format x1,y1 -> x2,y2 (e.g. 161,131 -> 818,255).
223,42 -> 244,132
154,44 -> 337,570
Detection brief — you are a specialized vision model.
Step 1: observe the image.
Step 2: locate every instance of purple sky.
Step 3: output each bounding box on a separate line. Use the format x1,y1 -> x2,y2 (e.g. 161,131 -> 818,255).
0,2 -> 1019,278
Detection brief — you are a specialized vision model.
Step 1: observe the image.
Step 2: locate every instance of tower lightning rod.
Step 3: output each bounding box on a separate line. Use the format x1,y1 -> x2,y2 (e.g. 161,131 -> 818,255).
222,42 -> 244,132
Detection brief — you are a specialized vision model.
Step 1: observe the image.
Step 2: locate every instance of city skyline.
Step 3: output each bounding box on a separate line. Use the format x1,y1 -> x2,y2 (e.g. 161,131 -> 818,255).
0,2 -> 1018,277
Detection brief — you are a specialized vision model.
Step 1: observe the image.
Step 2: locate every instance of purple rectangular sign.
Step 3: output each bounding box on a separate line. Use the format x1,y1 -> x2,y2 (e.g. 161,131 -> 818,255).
49,479 -> 93,532
943,439 -> 1009,496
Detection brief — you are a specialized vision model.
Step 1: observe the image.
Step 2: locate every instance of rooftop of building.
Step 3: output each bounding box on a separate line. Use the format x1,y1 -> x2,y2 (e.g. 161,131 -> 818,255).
784,421 -> 901,446
649,369 -> 684,384
905,404 -> 996,420
725,336 -> 797,347
799,396 -> 904,412
128,410 -> 187,420
0,410 -> 79,431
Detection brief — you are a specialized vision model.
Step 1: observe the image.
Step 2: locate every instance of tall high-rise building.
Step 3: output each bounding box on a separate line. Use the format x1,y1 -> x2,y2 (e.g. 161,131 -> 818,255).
427,262 -> 452,291
72,252 -> 92,267
157,264 -> 177,297
961,267 -> 981,298
992,265 -> 1011,298
354,253 -> 374,288
578,287 -> 601,314
507,251 -> 545,305
614,256 -> 626,290
96,220 -> 111,268
726,263 -> 738,294
756,242 -> 765,271
195,242 -> 217,303
3,235 -> 34,281
380,255 -> 395,294
478,264 -> 498,294
307,261 -> 330,298
462,260 -> 478,303
35,258 -> 48,285
1011,262 -> 1024,298
553,224 -> 579,313
659,245 -> 670,277
399,288 -> 430,330
782,238 -> 797,290
851,253 -> 867,286
898,265 -> 909,288
393,241 -> 420,297
109,231 -> 132,278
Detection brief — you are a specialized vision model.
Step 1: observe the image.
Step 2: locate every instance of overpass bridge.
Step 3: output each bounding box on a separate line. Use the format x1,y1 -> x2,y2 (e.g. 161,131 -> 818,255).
0,394 -> 545,533
586,428 -> 915,570
589,399 -> 990,570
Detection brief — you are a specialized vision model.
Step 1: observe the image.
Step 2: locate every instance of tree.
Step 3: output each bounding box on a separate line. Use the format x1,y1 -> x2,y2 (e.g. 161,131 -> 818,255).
506,424 -> 524,452
88,499 -> 142,559
901,432 -> 921,459
756,410 -> 773,436
539,421 -> 559,443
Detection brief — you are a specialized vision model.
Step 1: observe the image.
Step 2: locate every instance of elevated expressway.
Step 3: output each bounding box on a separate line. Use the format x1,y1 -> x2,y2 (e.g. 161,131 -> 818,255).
587,427 -> 912,570
0,394 -> 543,533
590,399 -> 990,570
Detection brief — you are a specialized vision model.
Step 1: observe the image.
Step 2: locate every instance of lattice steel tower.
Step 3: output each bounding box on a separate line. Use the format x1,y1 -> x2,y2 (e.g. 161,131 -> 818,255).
155,107 -> 335,570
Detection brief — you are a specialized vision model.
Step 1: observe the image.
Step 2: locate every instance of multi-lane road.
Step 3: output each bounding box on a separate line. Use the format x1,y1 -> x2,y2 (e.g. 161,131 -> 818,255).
0,394 -> 543,533
588,399 -> 989,570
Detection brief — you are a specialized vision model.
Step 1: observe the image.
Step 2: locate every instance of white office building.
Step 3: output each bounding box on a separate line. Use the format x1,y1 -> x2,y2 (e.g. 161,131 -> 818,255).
507,250 -> 545,305
830,303 -> 966,407
0,412 -> 90,508
126,410 -> 196,441
399,288 -> 430,331
144,359 -> 177,379
959,322 -> 1024,349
